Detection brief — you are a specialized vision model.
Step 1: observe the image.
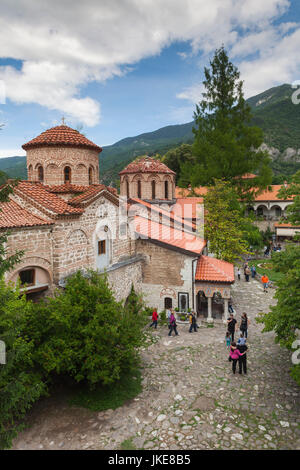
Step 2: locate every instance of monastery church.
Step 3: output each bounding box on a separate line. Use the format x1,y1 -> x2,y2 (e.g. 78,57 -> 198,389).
0,124 -> 236,322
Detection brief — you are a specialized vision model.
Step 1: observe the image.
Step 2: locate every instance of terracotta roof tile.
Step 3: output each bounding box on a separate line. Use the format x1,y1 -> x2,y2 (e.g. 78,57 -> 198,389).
254,185 -> 293,201
134,215 -> 206,255
13,181 -> 83,216
43,184 -> 88,194
120,157 -> 175,175
22,125 -> 102,152
195,256 -> 234,283
171,197 -> 204,219
0,200 -> 52,229
69,184 -> 118,206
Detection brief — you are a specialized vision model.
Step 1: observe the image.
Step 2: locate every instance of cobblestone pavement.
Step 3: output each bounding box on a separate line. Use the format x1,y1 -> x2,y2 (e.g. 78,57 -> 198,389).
13,275 -> 300,450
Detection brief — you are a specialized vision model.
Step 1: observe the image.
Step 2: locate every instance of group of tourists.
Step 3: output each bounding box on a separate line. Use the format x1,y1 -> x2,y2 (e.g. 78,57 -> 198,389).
150,308 -> 200,336
226,312 -> 249,375
239,262 -> 256,282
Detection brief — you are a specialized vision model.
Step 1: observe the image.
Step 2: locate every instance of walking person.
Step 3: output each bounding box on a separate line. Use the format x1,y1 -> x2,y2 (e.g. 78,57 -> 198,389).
189,311 -> 197,333
229,342 -> 246,374
166,308 -> 172,329
237,267 -> 241,281
228,299 -> 234,314
227,313 -> 237,342
261,274 -> 269,292
240,312 -> 250,338
251,265 -> 256,278
149,308 -> 158,329
168,311 -> 178,336
245,265 -> 251,282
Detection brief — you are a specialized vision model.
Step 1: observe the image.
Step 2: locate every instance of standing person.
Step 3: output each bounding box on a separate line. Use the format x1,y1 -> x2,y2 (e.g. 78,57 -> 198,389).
168,312 -> 178,336
167,308 -> 172,329
261,274 -> 269,292
189,311 -> 197,333
245,265 -> 251,282
237,341 -> 248,375
240,312 -> 250,338
237,267 -> 241,281
228,300 -> 234,314
251,265 -> 256,278
229,342 -> 245,374
149,308 -> 158,329
225,331 -> 231,350
227,313 -> 237,342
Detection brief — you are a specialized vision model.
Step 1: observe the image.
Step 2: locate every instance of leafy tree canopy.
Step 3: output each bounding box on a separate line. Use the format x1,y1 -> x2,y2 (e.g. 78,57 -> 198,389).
278,170 -> 300,225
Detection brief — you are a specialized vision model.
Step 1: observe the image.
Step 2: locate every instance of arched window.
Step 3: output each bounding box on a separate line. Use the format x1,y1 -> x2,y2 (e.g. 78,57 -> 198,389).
137,180 -> 141,199
28,165 -> 33,181
126,180 -> 130,198
89,166 -> 93,185
64,166 -> 71,184
37,165 -> 44,182
164,180 -> 169,199
151,180 -> 156,199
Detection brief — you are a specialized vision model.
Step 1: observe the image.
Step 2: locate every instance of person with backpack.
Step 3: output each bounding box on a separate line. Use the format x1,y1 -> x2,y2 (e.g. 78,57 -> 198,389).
227,313 -> 237,342
168,312 -> 178,336
189,311 -> 197,333
149,308 -> 158,329
240,312 -> 250,338
237,340 -> 248,375
229,342 -> 246,374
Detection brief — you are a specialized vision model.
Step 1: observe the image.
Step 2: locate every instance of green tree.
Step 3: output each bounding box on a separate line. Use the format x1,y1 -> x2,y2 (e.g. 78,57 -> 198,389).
180,46 -> 272,195
25,271 -> 148,386
278,170 -> 300,225
203,180 -> 251,263
257,245 -> 300,385
162,144 -> 195,185
0,280 -> 46,449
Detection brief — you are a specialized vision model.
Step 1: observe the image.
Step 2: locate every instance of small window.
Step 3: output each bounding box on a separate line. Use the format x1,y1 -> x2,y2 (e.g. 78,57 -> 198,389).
164,297 -> 172,309
64,166 -> 71,184
19,269 -> 35,286
126,180 -> 130,198
151,180 -> 156,199
98,240 -> 106,255
164,180 -> 169,199
37,165 -> 44,182
137,180 -> 141,199
89,167 -> 93,185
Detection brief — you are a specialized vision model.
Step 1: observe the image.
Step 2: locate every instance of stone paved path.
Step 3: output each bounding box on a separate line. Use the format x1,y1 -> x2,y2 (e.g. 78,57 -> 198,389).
13,274 -> 300,450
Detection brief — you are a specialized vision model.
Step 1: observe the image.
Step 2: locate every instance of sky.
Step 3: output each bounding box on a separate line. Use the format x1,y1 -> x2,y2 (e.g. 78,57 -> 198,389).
0,0 -> 300,158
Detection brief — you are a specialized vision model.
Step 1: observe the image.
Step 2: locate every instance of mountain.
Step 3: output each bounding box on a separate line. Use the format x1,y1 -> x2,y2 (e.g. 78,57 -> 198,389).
1,84 -> 300,185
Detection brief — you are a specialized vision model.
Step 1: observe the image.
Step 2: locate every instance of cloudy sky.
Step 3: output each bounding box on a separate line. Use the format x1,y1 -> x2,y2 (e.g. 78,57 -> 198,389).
0,0 -> 300,157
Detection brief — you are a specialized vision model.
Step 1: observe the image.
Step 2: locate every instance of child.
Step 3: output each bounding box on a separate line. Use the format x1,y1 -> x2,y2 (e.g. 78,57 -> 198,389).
225,331 -> 231,349
237,333 -> 246,346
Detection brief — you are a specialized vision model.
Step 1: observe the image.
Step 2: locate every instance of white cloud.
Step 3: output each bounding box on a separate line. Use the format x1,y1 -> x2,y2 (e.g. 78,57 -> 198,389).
0,0 -> 296,124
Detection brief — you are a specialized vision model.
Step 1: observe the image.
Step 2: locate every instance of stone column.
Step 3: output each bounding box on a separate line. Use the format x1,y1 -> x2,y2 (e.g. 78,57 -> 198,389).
207,297 -> 213,323
224,299 -> 229,324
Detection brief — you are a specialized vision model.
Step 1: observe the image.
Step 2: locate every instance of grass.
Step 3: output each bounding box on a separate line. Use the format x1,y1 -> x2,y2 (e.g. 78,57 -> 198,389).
68,367 -> 142,412
120,437 -> 137,450
248,259 -> 284,282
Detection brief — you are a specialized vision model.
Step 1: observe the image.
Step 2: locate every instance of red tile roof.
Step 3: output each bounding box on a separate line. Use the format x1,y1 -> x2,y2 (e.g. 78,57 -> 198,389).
134,215 -> 206,255
0,200 -> 52,229
274,223 -> 300,228
195,256 -> 234,283
22,125 -> 102,152
254,185 -> 293,201
120,157 -> 175,175
44,184 -> 88,194
13,181 -> 83,216
129,197 -> 194,230
69,184 -> 118,206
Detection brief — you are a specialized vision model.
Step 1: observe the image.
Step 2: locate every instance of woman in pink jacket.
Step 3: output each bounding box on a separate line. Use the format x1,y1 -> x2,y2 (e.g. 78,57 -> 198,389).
229,342 -> 246,374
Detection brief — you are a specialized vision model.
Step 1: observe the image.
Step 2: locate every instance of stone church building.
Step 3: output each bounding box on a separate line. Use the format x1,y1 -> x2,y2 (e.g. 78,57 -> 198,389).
0,125 -> 235,321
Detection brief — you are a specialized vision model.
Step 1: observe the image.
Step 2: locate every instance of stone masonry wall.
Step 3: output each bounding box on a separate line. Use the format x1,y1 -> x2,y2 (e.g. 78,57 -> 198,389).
26,146 -> 100,186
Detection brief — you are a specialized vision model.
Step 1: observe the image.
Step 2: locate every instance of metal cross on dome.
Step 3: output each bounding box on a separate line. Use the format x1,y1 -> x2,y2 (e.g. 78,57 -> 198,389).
61,116 -> 66,125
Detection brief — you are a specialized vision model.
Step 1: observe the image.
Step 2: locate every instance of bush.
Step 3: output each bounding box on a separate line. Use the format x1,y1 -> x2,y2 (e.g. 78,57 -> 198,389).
159,309 -> 167,325
25,271 -> 149,386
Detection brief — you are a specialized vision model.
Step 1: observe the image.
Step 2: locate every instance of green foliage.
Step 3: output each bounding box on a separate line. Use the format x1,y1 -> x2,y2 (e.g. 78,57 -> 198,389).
203,180 -> 251,263
278,170 -> 300,225
161,144 -> 194,185
125,284 -> 144,316
25,271 -> 149,386
180,46 -> 272,194
257,245 -> 300,385
0,233 -> 24,278
248,259 -> 284,282
0,280 -> 46,449
159,309 -> 167,325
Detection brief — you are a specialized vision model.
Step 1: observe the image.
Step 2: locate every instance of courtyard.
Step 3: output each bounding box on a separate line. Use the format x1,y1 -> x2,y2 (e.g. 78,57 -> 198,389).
12,272 -> 300,450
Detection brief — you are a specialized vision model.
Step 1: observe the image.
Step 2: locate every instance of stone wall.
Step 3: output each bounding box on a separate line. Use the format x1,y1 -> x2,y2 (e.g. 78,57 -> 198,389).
107,259 -> 143,302
26,146 -> 100,186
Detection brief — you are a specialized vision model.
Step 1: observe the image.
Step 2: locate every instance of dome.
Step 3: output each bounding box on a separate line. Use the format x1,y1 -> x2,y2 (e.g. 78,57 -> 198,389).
22,125 -> 102,153
119,156 -> 175,175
